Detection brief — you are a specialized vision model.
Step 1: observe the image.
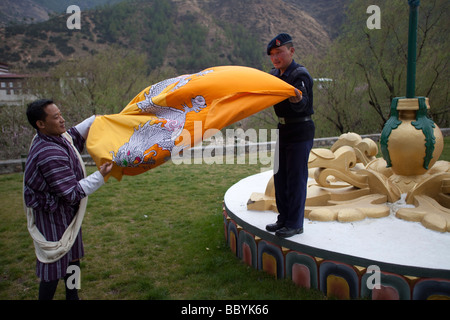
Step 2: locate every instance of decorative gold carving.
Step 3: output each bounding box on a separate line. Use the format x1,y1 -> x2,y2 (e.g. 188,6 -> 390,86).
247,132 -> 450,233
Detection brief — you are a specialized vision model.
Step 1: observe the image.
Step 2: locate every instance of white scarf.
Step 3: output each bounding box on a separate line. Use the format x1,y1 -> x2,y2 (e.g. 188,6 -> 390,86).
23,132 -> 87,263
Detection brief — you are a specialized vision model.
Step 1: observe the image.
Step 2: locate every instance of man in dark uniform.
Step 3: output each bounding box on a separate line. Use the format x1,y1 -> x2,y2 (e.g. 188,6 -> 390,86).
265,33 -> 315,238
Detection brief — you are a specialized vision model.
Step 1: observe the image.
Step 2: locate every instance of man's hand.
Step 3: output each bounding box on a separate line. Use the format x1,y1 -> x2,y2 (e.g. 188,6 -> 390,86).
289,89 -> 302,103
99,162 -> 113,177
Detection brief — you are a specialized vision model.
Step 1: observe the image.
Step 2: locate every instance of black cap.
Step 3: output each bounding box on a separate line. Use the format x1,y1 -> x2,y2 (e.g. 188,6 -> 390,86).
267,33 -> 293,55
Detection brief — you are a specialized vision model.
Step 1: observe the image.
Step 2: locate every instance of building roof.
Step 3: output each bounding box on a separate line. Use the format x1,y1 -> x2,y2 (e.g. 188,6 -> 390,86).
0,62 -> 31,79
0,73 -> 31,79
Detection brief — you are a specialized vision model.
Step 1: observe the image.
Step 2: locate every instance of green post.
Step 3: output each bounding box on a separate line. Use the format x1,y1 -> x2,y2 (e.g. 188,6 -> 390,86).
406,0 -> 420,98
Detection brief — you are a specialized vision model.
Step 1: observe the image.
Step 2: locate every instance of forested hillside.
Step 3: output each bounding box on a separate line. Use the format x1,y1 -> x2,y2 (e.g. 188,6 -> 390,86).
0,0 -> 335,74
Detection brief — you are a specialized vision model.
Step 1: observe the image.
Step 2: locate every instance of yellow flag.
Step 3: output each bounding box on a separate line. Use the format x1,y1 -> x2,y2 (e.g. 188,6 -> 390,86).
86,66 -> 298,180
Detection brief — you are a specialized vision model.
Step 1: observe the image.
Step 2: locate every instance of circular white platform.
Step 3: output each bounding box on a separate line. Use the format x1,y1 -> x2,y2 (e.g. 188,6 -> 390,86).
224,170 -> 450,279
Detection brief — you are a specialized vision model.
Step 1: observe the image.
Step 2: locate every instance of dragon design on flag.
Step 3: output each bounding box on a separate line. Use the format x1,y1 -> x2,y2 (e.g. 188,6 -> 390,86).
110,70 -> 212,167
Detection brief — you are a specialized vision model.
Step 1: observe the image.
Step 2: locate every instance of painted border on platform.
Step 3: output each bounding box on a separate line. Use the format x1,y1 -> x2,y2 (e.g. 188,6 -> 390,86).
223,171 -> 450,300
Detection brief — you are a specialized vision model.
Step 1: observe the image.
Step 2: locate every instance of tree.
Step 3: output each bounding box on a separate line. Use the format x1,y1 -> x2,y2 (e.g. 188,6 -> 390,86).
314,0 -> 449,134
28,47 -> 151,127
310,54 -> 373,136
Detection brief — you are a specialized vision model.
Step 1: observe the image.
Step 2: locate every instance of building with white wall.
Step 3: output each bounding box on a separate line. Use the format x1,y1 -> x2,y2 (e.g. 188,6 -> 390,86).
0,63 -> 37,106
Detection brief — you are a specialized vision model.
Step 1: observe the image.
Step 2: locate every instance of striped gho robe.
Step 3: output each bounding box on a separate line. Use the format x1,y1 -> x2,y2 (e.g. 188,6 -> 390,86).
24,117 -> 104,281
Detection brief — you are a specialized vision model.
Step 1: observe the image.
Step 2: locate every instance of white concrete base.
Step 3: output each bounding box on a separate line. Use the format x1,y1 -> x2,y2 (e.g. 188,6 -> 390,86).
224,170 -> 450,276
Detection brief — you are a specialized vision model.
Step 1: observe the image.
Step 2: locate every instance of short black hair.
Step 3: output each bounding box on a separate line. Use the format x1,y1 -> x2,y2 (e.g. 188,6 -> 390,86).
284,42 -> 294,50
26,99 -> 54,130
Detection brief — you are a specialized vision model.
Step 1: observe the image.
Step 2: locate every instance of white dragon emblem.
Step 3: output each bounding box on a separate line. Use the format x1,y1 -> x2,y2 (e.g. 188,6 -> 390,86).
110,70 -> 213,167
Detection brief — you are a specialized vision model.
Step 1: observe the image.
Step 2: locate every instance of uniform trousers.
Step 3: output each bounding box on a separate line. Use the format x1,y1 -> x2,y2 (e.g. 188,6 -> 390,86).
273,137 -> 313,229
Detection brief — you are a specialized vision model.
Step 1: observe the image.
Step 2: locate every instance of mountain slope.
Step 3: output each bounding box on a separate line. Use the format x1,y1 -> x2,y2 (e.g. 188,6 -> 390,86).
286,0 -> 346,39
201,0 -> 331,57
0,0 -> 49,26
0,0 -> 334,74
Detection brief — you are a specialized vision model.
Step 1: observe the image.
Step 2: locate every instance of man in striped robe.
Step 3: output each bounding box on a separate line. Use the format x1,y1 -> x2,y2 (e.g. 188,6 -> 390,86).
24,99 -> 112,300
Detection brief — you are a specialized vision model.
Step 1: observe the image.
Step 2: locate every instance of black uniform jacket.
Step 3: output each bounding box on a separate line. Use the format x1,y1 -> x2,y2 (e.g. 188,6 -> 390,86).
270,60 -> 315,142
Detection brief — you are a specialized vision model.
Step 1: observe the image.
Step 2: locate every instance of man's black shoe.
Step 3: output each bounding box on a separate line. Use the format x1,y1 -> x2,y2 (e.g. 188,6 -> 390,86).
275,227 -> 303,238
265,222 -> 284,232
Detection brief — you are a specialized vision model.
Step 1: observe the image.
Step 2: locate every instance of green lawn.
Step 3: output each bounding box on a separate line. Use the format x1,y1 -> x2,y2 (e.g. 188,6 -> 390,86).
1,137 -> 449,300
0,155 -> 325,300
